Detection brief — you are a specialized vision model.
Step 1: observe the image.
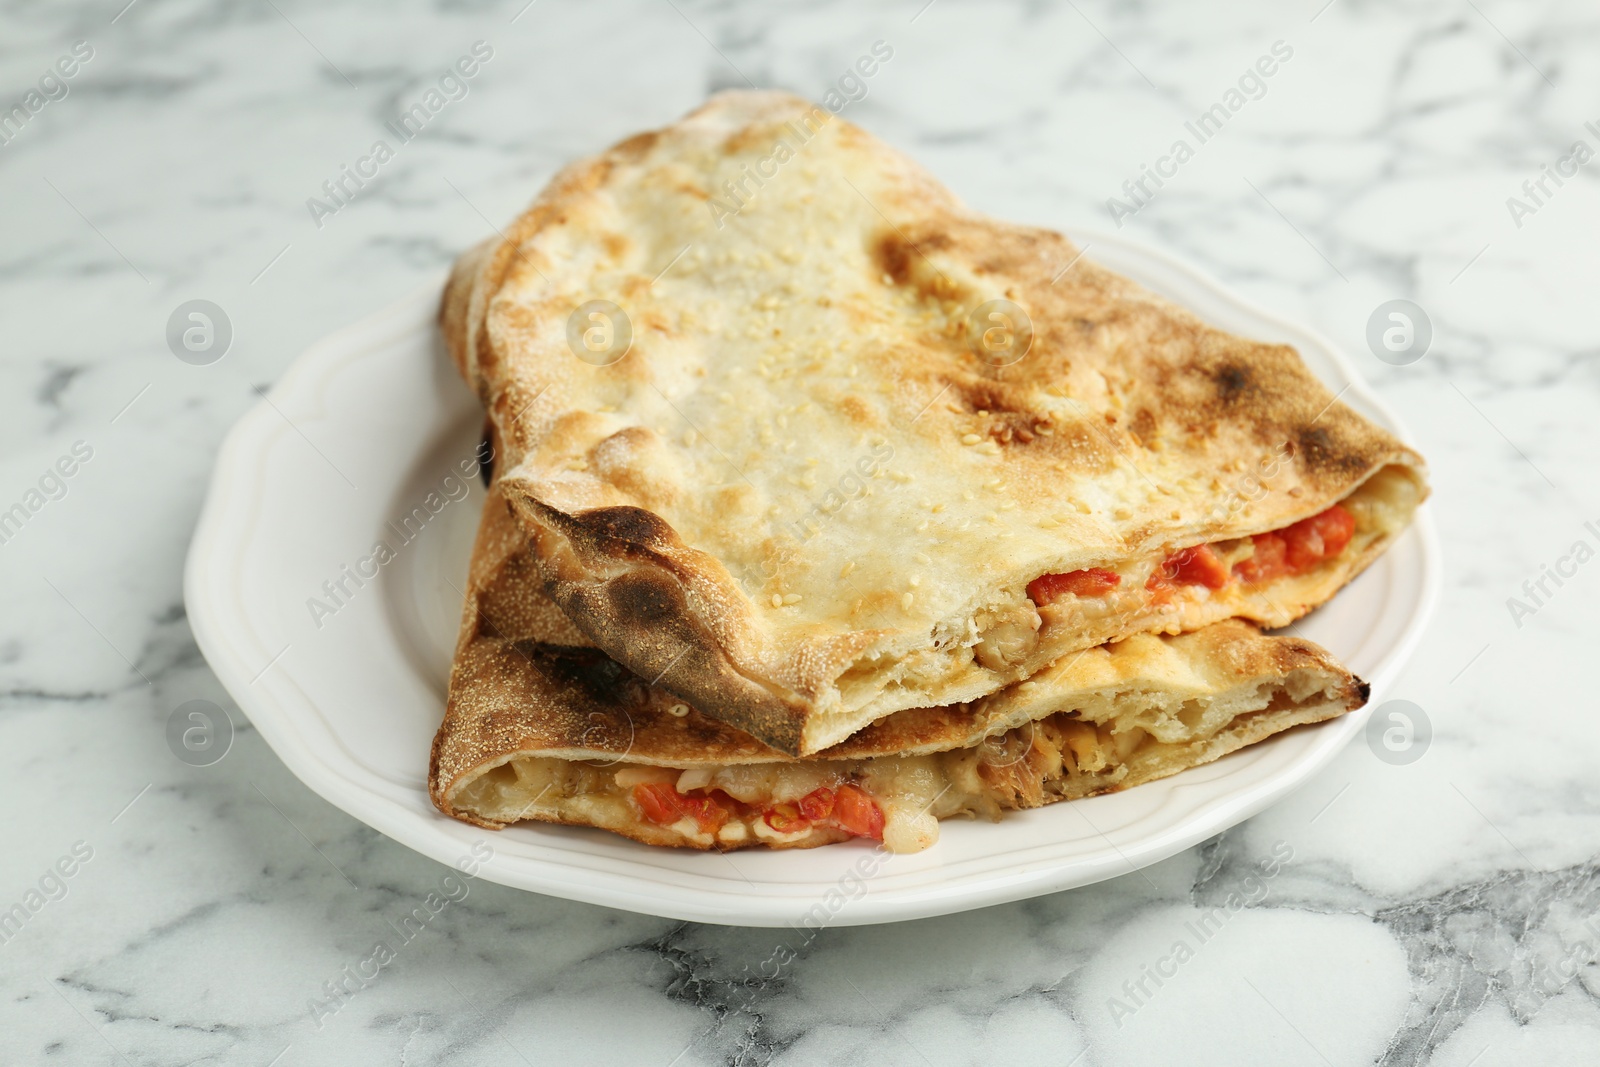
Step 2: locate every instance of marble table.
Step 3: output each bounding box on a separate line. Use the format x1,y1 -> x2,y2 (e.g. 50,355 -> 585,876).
3,1 -> 1597,1063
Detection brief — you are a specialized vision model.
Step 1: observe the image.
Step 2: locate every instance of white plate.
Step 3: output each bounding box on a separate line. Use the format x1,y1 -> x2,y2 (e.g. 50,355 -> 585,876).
185,231 -> 1439,927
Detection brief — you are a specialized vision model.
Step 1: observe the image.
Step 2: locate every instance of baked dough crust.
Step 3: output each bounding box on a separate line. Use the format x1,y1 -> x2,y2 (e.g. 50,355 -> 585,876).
441,90 -> 1423,754
429,485 -> 1367,852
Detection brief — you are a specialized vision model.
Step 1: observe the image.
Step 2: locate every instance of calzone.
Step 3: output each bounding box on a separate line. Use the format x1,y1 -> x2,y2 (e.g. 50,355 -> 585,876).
440,91 -> 1425,754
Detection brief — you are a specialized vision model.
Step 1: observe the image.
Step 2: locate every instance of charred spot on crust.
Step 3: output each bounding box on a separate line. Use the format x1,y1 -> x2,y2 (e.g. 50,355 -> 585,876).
606,568 -> 684,623
985,418 -> 1035,447
543,562 -> 809,754
955,378 -> 1028,416
1355,678 -> 1372,705
951,380 -> 1044,446
477,420 -> 495,487
1213,363 -> 1252,403
953,383 -> 1043,447
875,231 -> 914,286
575,506 -> 675,552
520,643 -> 643,710
1296,425 -> 1368,477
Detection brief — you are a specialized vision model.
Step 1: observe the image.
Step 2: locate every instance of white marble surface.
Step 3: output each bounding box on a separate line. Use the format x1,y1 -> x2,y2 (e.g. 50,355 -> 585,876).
2,0 -> 1597,1063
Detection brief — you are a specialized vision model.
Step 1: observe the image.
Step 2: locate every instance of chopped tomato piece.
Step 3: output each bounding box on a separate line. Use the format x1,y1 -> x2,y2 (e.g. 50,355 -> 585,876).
681,794 -> 730,835
708,788 -> 755,818
1234,531 -> 1288,585
763,803 -> 809,834
1234,504 -> 1355,585
633,783 -> 727,834
1027,568 -> 1121,605
633,782 -> 686,826
1151,544 -> 1231,591
832,784 -> 885,840
797,786 -> 835,822
1281,504 -> 1355,571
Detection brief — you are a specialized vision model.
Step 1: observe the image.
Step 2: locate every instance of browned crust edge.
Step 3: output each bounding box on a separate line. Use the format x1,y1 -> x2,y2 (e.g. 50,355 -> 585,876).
508,494 -> 814,754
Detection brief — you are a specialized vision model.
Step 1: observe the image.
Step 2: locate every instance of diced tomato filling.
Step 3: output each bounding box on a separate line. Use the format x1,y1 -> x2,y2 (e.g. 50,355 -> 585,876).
1234,504 -> 1354,585
708,788 -> 755,819
763,784 -> 880,840
681,795 -> 729,834
763,803 -> 808,834
761,786 -> 847,835
1282,503 -> 1355,571
1234,532 -> 1288,584
634,781 -> 880,842
632,783 -> 728,835
797,786 -> 835,822
633,782 -> 684,825
1149,544 -> 1230,592
1029,506 -> 1358,611
1027,568 -> 1121,605
832,784 -> 886,840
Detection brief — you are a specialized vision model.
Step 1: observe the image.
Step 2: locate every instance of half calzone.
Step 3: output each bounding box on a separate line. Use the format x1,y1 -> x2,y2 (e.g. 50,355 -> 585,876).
429,484 -> 1368,853
441,90 -> 1425,755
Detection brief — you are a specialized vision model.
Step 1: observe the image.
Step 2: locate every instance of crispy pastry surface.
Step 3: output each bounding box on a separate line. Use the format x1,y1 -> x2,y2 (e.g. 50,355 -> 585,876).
441,90 -> 1422,754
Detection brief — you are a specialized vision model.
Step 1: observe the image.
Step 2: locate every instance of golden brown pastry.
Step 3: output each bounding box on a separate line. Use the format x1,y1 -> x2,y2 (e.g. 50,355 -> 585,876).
429,484 -> 1366,853
440,90 -> 1420,755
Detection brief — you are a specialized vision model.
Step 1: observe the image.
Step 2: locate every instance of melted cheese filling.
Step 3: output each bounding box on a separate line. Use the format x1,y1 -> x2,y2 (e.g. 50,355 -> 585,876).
1010,466 -> 1419,651
453,676 -> 1336,854
819,467 -> 1418,746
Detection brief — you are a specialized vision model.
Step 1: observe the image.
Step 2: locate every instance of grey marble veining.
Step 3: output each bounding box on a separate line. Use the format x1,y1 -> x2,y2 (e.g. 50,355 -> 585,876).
2,0 -> 1599,1064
